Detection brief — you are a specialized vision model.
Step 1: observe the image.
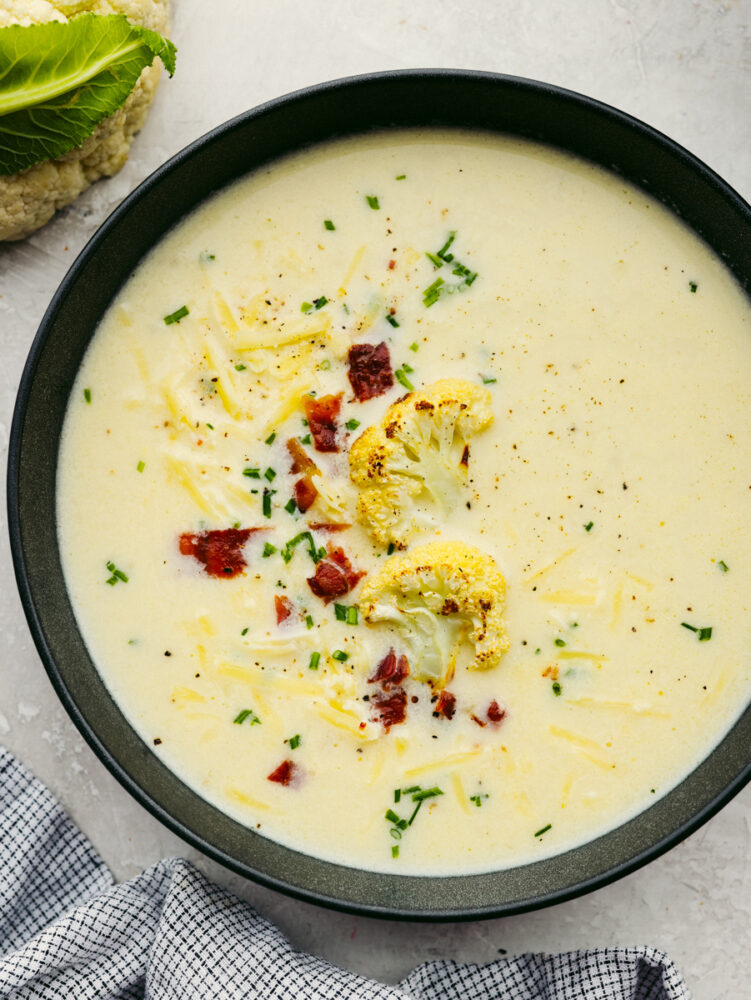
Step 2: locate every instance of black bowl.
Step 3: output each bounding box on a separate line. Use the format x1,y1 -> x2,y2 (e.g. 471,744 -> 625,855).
8,70 -> 751,920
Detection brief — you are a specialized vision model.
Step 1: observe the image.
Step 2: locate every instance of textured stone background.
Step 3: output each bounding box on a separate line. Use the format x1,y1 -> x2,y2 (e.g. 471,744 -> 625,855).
1,2 -> 749,996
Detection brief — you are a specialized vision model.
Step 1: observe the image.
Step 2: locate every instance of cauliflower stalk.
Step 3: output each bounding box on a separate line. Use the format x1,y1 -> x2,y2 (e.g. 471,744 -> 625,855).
359,541 -> 510,688
349,378 -> 493,548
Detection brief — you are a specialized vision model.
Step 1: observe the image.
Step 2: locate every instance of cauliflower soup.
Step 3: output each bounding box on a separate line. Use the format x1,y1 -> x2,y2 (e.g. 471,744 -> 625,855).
57,130 -> 751,874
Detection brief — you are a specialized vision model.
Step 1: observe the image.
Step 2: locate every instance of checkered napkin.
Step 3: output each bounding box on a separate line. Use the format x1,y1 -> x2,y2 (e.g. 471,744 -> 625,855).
0,746 -> 691,1000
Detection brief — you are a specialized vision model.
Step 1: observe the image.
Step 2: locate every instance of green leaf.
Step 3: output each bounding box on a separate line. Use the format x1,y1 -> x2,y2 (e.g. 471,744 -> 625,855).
0,14 -> 176,176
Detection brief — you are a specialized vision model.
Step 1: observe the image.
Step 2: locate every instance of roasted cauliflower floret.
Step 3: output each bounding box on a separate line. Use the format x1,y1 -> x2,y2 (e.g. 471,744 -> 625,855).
359,541 -> 510,687
349,379 -> 493,548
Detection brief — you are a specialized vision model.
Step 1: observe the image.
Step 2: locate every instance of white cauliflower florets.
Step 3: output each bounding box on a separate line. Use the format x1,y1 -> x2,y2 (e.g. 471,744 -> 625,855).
0,0 -> 170,242
359,541 -> 510,688
349,378 -> 493,548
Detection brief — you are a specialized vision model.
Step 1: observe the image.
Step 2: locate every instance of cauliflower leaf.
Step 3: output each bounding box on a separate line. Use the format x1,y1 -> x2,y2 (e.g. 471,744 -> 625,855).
349,378 -> 493,548
0,13 -> 175,175
359,541 -> 510,687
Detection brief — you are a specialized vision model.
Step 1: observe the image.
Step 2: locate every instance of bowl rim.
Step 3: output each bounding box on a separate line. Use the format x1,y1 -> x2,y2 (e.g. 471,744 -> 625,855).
8,67 -> 751,921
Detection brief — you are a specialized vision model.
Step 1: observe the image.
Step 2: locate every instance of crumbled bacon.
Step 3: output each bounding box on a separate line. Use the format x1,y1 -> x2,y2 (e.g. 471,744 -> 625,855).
347,342 -> 394,401
308,522 -> 351,532
178,528 -> 257,578
287,437 -> 319,512
368,649 -> 410,689
274,595 -> 296,625
460,444 -> 470,467
307,546 -> 364,602
434,690 -> 457,720
294,477 -> 318,513
304,393 -> 342,452
487,700 -> 506,724
267,760 -> 297,785
371,689 -> 407,732
472,701 -> 506,727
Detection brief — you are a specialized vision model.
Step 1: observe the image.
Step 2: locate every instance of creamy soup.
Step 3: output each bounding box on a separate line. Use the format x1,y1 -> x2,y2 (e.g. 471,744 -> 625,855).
57,130 -> 751,875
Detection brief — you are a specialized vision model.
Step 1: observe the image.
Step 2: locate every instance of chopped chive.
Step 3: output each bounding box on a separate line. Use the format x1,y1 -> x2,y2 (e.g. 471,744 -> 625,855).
305,614 -> 314,630
241,627 -> 249,635
309,651 -> 321,670
392,845 -> 399,858
698,627 -> 713,641
319,359 -> 331,371
331,649 -> 349,662
83,387 -> 92,404
409,342 -> 419,352
401,362 -> 414,374
243,467 -> 261,478
411,787 -> 443,802
554,638 -> 566,647
205,423 -> 214,430
394,789 -> 401,803
265,432 -> 276,445
288,733 -> 301,749
284,498 -> 297,515
689,281 -> 698,293
300,433 -> 312,445
163,305 -> 189,325
469,793 -> 488,807
407,800 -> 423,825
395,367 -> 414,391
386,313 -> 400,328
718,560 -> 729,572
235,363 -> 246,371
584,521 -> 594,532
552,681 -> 562,696
534,823 -> 552,837
313,296 -> 328,310
366,195 -> 380,209
301,301 -> 313,313
262,488 -> 276,518
385,808 -> 401,824
136,460 -> 145,473
422,276 -> 445,307
346,606 -> 359,625
426,251 -> 444,268
233,708 -> 261,725
681,622 -> 698,633
396,174 -> 406,180
334,603 -> 347,622
345,419 -> 360,432
324,219 -> 336,231
387,542 -> 395,555
264,467 -> 276,481
104,560 -> 128,585
437,231 -> 456,259
262,542 -> 276,558
281,530 -> 320,565
481,375 -> 497,384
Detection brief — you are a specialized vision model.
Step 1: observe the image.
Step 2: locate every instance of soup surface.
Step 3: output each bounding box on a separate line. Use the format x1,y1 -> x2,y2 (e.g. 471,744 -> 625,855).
58,130 -> 751,874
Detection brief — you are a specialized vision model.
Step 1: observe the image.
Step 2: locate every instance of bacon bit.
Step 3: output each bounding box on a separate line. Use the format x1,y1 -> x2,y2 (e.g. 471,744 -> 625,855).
287,437 -> 319,475
274,594 -> 296,625
347,342 -> 394,401
368,649 -> 410,689
487,700 -> 506,724
371,689 -> 407,731
307,546 -> 365,602
460,444 -> 470,467
179,528 -> 257,578
308,522 -> 351,532
388,259 -> 397,270
294,476 -> 318,513
267,759 -> 297,786
304,393 -> 342,452
434,690 -> 456,720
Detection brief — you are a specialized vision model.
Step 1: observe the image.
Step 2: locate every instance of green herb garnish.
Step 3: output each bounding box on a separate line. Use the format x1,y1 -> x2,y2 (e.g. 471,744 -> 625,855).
105,560 -> 128,585
164,305 -> 189,325
331,649 -> 349,662
386,313 -> 400,328
262,488 -> 276,518
534,823 -> 552,837
262,542 -> 276,558
718,560 -> 729,572
233,708 -> 261,726
345,418 -> 360,431
265,431 -> 276,445
324,219 -> 336,230
309,651 -> 321,670
366,195 -> 380,209
243,467 -> 261,479
288,734 -> 301,749
136,460 -> 145,473
83,387 -> 92,404
584,521 -> 594,532
552,681 -> 562,696
235,363 -> 246,371
394,367 -> 414,391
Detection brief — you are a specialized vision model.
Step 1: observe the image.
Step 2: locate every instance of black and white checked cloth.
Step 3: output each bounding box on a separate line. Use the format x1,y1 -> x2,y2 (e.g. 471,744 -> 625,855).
0,746 -> 691,999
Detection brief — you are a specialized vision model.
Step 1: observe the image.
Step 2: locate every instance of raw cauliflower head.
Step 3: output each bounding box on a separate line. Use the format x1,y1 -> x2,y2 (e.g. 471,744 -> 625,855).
349,378 -> 493,548
359,540 -> 510,688
0,0 -> 171,241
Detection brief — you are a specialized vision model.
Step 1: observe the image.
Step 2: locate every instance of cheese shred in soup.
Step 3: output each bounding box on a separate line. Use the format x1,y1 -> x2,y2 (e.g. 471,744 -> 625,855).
57,130 -> 751,874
